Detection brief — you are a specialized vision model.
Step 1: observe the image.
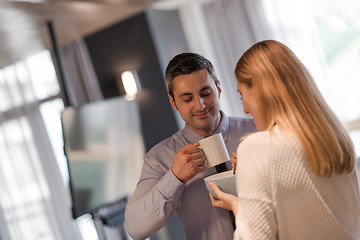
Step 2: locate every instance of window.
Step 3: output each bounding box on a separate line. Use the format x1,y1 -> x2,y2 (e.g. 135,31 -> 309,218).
261,0 -> 360,171
309,0 -> 360,166
0,50 -> 75,239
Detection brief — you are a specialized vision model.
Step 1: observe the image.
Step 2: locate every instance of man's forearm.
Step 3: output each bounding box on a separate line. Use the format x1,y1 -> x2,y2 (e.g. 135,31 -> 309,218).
125,170 -> 185,239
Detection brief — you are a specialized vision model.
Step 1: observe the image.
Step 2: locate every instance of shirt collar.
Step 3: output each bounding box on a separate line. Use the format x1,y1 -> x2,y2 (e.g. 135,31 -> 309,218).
182,110 -> 229,143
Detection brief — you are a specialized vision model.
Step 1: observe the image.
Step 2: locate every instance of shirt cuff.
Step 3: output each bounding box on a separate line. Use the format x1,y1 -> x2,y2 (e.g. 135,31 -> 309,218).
156,169 -> 186,200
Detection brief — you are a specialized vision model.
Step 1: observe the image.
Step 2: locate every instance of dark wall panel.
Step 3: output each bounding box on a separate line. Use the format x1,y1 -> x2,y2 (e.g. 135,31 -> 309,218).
84,13 -> 178,151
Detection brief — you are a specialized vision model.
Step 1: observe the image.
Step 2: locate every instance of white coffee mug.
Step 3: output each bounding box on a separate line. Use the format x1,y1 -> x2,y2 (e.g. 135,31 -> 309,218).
198,133 -> 230,168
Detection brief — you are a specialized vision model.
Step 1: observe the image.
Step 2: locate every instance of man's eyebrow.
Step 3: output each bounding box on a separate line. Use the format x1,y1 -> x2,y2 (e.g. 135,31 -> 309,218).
179,92 -> 192,98
200,86 -> 211,91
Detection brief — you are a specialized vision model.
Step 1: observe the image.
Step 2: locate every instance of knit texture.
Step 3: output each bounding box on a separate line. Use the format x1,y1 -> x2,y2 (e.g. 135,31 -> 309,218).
234,126 -> 360,240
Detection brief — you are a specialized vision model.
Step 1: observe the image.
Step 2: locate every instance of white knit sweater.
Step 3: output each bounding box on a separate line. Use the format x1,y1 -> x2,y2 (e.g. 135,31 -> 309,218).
234,126 -> 360,240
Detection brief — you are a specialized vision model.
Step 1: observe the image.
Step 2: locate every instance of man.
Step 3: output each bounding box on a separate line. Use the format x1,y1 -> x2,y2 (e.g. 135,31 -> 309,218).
125,53 -> 257,240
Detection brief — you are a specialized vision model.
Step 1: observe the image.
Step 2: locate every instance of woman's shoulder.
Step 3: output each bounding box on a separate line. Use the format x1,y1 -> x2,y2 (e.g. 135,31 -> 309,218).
236,127 -> 306,185
238,129 -> 273,149
238,126 -> 302,156
236,131 -> 273,163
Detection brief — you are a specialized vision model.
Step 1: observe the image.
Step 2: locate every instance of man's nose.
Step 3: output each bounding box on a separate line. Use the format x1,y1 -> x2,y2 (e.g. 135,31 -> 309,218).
194,97 -> 206,110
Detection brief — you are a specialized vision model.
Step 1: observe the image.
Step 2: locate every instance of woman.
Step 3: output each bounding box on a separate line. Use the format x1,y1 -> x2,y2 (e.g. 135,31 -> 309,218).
209,40 -> 360,239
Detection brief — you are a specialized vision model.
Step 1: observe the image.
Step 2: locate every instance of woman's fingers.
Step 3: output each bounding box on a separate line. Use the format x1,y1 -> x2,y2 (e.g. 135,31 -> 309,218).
208,182 -> 222,207
209,181 -> 221,193
208,182 -> 238,213
231,152 -> 237,174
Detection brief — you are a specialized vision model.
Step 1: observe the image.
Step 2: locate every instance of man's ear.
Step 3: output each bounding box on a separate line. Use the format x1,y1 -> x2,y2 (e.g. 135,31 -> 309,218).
168,94 -> 178,111
216,81 -> 222,98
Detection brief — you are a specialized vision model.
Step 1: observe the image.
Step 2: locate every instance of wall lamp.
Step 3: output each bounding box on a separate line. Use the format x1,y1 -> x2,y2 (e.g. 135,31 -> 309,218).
119,70 -> 141,100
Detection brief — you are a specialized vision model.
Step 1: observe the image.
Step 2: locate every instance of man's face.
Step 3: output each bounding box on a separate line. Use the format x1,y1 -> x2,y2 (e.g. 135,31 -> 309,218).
169,69 -> 222,136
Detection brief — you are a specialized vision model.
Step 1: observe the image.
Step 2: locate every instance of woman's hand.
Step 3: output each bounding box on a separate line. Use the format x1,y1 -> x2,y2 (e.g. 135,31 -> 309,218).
208,182 -> 239,216
231,152 -> 237,174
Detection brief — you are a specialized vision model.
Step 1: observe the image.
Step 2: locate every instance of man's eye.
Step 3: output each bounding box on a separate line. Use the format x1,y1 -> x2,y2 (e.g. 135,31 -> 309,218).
184,98 -> 192,102
201,91 -> 211,97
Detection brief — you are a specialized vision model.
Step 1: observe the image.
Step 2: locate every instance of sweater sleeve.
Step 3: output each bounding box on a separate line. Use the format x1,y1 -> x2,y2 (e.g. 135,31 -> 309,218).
233,133 -> 277,240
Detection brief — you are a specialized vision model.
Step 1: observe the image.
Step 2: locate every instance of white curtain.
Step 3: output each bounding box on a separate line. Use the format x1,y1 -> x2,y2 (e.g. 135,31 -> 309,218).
0,51 -> 80,239
177,0 -> 273,118
260,0 -> 331,103
202,0 -> 274,117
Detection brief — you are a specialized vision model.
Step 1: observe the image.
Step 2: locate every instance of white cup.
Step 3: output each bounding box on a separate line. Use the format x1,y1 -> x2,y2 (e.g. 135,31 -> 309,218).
198,133 -> 230,168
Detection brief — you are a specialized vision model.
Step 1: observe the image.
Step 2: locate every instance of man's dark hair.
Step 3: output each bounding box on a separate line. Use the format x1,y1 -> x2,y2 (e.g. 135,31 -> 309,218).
165,53 -> 219,99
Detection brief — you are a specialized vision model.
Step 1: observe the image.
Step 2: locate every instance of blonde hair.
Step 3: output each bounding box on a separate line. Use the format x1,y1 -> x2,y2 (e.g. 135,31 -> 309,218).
235,40 -> 355,176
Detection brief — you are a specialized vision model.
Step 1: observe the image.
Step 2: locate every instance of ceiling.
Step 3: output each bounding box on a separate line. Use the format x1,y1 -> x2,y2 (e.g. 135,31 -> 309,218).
0,0 -> 162,69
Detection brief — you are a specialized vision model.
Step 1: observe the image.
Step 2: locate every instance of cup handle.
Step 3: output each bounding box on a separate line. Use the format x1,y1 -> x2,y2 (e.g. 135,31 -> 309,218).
197,145 -> 208,165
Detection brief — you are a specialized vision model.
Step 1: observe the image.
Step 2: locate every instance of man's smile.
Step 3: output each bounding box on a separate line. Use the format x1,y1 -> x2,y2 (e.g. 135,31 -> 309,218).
192,109 -> 211,118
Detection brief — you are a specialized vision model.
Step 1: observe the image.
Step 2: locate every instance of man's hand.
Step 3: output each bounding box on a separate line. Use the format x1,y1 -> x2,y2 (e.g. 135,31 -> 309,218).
171,143 -> 206,183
